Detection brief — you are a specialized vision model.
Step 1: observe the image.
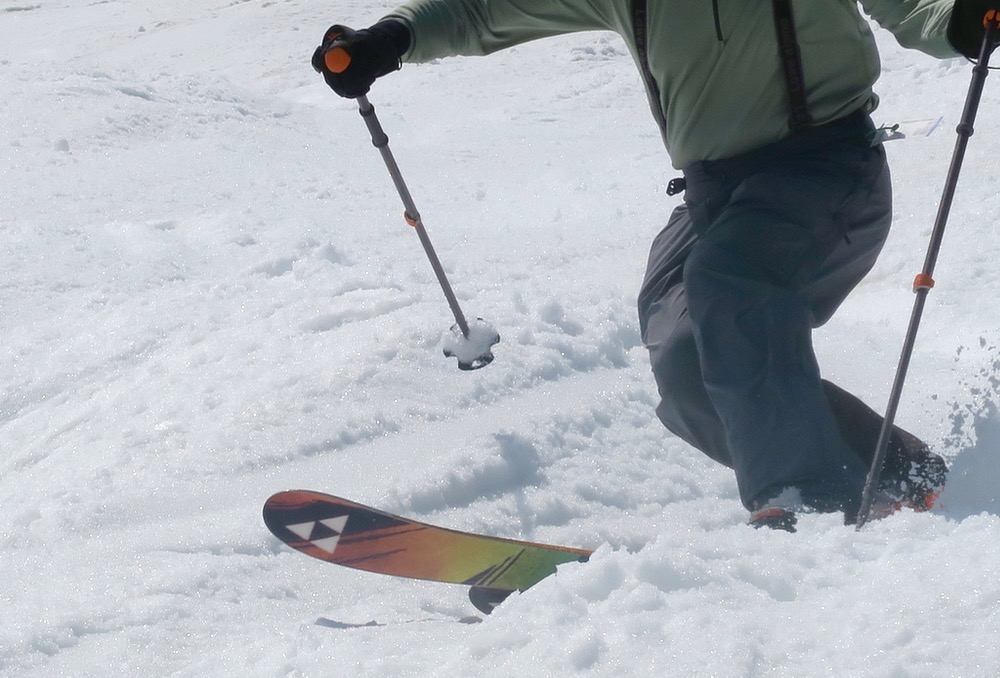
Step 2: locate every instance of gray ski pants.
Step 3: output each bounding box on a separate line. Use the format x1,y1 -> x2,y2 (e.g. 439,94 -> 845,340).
638,111 -> 894,513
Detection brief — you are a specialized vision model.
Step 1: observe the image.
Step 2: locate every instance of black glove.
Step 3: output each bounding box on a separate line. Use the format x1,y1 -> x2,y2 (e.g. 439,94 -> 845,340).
948,0 -> 1000,59
312,21 -> 411,98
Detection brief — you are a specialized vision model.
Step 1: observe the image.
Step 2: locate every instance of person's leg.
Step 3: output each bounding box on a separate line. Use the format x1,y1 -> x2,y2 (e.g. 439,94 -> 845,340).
803,145 -> 948,508
683,222 -> 867,512
681,143 -> 892,514
640,138 -> 945,516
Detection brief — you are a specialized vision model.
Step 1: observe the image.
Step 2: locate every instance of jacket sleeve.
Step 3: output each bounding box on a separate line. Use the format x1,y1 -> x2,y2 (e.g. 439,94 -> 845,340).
383,0 -> 619,63
858,0 -> 959,57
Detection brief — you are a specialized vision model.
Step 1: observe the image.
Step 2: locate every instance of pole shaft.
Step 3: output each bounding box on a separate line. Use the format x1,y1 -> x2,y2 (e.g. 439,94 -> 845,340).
355,95 -> 471,338
856,24 -> 997,528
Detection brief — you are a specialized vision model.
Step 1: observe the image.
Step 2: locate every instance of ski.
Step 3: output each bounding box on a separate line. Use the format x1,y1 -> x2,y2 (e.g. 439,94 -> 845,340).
263,490 -> 592,614
872,115 -> 944,142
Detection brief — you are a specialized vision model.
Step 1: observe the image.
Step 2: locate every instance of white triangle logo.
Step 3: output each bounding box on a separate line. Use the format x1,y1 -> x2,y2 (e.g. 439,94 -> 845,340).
320,516 -> 348,533
311,535 -> 342,553
284,515 -> 349,554
287,521 -> 317,540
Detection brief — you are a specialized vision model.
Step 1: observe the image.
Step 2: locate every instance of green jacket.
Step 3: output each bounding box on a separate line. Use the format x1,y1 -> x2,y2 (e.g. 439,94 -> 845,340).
384,0 -> 958,168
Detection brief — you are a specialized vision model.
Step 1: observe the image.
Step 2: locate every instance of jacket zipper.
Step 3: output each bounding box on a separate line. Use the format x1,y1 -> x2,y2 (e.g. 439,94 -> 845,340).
712,0 -> 723,41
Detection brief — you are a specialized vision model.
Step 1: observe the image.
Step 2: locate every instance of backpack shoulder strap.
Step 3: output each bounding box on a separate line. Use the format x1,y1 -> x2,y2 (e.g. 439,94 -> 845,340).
630,0 -> 667,134
771,0 -> 812,132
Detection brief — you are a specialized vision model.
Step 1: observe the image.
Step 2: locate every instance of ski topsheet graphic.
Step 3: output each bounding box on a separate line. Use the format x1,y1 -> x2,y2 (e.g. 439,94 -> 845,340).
263,490 -> 592,613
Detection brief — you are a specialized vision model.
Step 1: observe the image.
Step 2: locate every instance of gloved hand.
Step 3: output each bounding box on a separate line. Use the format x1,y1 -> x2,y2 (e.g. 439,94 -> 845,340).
311,21 -> 411,98
948,0 -> 1000,59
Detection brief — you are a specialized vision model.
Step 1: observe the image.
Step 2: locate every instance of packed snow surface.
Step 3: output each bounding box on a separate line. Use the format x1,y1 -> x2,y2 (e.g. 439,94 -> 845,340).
4,2 -> 1000,676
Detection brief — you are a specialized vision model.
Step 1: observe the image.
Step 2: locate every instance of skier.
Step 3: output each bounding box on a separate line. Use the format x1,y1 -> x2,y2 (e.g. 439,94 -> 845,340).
312,1 -> 1000,530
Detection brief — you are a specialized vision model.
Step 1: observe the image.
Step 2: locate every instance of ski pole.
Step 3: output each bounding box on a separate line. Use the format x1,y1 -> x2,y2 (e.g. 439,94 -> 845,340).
321,46 -> 499,370
856,13 -> 1000,528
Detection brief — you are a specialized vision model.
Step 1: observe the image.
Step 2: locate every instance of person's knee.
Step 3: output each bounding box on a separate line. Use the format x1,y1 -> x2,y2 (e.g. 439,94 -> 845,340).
682,240 -> 751,324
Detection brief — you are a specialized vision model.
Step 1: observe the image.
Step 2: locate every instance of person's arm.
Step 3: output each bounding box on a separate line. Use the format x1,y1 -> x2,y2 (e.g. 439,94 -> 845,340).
313,1 -> 618,98
858,0 -> 958,57
383,0 -> 618,62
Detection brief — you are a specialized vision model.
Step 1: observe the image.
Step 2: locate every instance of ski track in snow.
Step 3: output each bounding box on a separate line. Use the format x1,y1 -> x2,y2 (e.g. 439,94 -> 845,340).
4,2 -> 1000,677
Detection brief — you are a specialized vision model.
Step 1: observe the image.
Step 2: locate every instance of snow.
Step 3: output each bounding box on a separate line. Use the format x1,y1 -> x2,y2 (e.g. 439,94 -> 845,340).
3,2 -> 1000,676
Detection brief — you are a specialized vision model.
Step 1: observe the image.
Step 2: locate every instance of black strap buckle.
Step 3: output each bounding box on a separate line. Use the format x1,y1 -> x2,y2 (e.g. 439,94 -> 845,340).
666,177 -> 686,196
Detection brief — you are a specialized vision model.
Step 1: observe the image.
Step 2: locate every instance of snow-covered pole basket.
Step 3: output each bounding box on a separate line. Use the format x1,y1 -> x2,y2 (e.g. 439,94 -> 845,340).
353,93 -> 499,370
321,41 -> 499,370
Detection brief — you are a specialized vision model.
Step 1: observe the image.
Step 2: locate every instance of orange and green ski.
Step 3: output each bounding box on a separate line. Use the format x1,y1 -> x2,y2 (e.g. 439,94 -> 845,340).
263,490 -> 592,613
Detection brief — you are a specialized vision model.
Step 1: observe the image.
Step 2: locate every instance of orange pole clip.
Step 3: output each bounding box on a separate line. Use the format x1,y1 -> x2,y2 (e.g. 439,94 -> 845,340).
404,211 -> 419,228
985,9 -> 1000,29
913,273 -> 935,292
